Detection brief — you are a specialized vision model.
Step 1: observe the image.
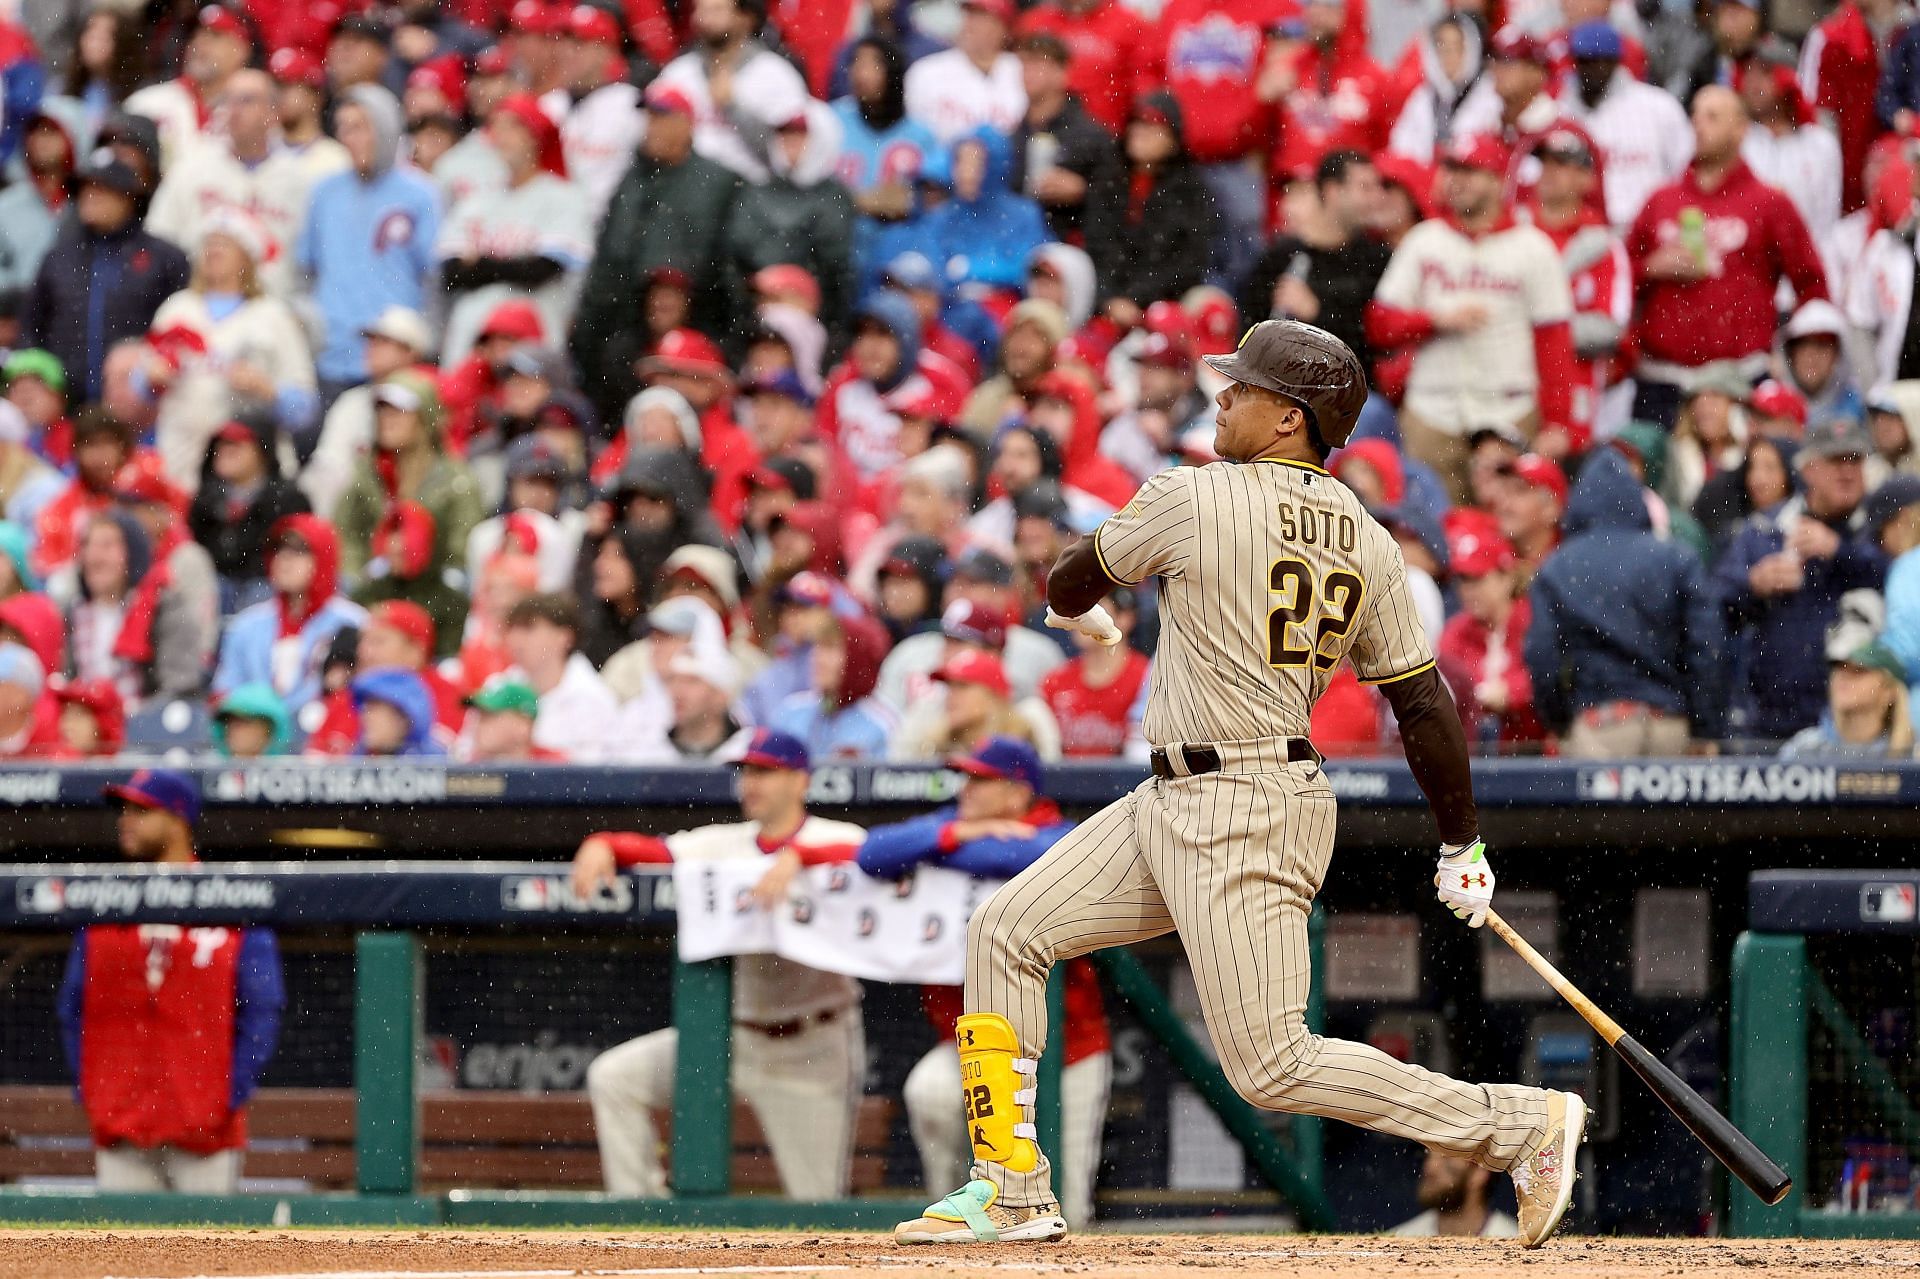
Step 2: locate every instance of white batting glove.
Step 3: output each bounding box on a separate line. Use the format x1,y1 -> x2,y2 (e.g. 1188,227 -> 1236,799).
1045,604 -> 1122,647
1434,839 -> 1496,928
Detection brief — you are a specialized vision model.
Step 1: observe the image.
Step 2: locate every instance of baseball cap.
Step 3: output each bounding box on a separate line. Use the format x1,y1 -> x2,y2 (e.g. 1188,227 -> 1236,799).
104,768 -> 201,825
1686,361 -> 1753,403
948,735 -> 1043,791
645,82 -> 697,116
373,380 -> 424,413
737,726 -> 810,772
1748,379 -> 1807,426
504,434 -> 572,482
361,305 -> 432,353
1440,133 -> 1511,174
880,534 -> 948,583
1450,528 -> 1517,577
1783,299 -> 1848,344
748,456 -> 816,498
642,329 -> 730,379
743,368 -> 816,408
269,46 -> 326,89
952,547 -> 1015,587
777,570 -> 837,609
466,678 -> 541,718
1834,639 -> 1907,683
1536,127 -> 1595,169
933,649 -> 1011,698
368,599 -> 435,654
648,594 -> 719,637
753,263 -> 823,310
1490,25 -> 1547,65
566,3 -> 622,43
881,251 -> 941,293
196,4 -> 249,41
1864,474 -> 1920,533
1138,331 -> 1195,370
1013,479 -> 1071,527
78,147 -> 142,197
4,348 -> 65,394
941,599 -> 1008,648
508,0 -> 564,35
1567,20 -> 1623,60
1508,453 -> 1568,506
478,300 -> 545,343
1799,420 -> 1873,463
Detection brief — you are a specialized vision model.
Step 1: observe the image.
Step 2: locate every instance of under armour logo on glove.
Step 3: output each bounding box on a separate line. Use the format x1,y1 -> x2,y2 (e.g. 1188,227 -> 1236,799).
1435,839 -> 1497,929
960,1029 -> 975,1047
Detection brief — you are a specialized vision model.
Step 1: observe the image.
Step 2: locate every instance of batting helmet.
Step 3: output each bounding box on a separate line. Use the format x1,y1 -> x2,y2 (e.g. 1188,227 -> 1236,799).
1202,320 -> 1369,455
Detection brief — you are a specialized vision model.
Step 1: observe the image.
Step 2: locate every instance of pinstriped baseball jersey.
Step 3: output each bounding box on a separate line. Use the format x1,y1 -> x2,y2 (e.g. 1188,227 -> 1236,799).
1093,457 -> 1434,746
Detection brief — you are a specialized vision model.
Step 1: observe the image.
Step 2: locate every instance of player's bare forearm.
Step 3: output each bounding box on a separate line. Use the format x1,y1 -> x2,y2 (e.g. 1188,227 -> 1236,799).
1048,536 -> 1119,618
1381,668 -> 1480,845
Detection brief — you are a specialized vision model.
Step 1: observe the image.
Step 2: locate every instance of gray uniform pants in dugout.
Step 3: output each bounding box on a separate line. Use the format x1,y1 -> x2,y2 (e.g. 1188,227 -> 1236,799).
963,747 -> 1552,1208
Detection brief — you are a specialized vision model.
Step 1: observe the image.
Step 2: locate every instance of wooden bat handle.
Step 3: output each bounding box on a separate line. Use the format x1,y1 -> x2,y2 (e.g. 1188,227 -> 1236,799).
1484,908 -> 1626,1046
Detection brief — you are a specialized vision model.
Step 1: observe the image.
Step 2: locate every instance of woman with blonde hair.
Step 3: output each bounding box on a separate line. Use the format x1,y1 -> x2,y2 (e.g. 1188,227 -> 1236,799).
1779,640 -> 1915,759
147,210 -> 316,491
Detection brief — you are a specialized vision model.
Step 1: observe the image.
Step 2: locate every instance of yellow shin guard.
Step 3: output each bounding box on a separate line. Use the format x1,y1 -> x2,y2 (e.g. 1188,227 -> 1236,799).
955,1013 -> 1039,1174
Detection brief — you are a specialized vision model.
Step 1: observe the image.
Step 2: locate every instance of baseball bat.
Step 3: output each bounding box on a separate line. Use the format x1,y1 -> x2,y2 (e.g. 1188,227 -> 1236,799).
1483,908 -> 1792,1206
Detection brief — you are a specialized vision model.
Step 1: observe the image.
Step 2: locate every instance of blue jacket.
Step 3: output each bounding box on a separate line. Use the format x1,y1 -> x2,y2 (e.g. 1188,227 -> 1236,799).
771,691 -> 894,761
350,667 -> 448,758
924,127 -> 1050,292
1883,549 -> 1920,696
58,928 -> 283,1110
1525,450 -> 1727,736
858,803 -> 1073,880
1713,496 -> 1888,740
298,166 -> 442,384
213,594 -> 367,722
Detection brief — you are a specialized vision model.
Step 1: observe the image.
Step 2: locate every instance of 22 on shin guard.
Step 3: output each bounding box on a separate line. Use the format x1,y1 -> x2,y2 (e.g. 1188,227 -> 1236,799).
955,1013 -> 1039,1174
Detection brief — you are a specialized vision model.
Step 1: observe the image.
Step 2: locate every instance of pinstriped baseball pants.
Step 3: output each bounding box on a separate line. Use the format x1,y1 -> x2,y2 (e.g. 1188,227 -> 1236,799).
964,753 -> 1551,1209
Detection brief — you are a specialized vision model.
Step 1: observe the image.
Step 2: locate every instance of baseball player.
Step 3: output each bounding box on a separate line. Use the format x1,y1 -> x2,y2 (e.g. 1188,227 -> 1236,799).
896,320 -> 1585,1248
570,728 -> 868,1200
56,770 -> 285,1193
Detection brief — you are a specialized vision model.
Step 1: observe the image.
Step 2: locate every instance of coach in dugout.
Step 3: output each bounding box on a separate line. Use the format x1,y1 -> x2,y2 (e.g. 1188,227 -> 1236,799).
569,728 -> 868,1199
56,770 -> 286,1193
850,736 -> 1112,1230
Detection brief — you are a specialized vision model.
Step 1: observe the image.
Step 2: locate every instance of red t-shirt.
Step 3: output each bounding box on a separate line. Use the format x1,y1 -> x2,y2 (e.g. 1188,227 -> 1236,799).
1040,650 -> 1151,757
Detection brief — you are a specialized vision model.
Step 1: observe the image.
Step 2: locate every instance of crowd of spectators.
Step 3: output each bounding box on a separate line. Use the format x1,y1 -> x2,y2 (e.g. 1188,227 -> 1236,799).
4,0 -> 1920,765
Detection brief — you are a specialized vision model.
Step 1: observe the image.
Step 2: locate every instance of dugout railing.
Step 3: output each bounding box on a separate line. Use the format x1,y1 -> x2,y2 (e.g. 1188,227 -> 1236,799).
1729,869 -> 1920,1239
2,758 -> 1919,1233
0,860 -> 1332,1229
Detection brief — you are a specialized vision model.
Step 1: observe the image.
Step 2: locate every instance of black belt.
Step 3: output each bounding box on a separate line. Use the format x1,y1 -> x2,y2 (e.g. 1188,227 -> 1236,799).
735,1006 -> 843,1040
1149,739 -> 1318,779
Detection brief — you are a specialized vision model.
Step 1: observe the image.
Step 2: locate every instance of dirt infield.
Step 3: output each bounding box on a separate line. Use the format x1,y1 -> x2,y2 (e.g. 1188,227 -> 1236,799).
0,1229 -> 1914,1279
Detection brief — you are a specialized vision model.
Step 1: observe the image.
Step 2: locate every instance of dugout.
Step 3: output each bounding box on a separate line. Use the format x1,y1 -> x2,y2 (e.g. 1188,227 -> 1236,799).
0,758 -> 1912,1235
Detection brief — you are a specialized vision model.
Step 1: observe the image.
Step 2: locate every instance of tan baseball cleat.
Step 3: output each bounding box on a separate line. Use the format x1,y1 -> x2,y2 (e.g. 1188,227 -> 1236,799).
894,1179 -> 1068,1244
1511,1091 -> 1587,1248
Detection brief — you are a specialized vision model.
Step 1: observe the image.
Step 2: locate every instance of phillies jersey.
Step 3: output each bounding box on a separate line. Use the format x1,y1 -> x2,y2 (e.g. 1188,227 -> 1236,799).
1372,214 -> 1574,432
435,174 -> 594,362
1095,458 -> 1434,745
145,140 -> 314,299
1039,649 -> 1152,757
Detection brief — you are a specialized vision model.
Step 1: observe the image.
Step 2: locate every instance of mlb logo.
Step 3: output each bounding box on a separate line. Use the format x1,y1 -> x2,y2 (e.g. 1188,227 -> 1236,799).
1578,769 -> 1622,800
16,878 -> 63,913
502,877 -> 552,911
1861,883 -> 1918,924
